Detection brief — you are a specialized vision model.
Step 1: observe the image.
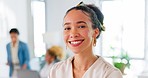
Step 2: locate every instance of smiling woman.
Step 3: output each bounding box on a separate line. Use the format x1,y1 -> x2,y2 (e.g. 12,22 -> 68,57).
49,2 -> 122,78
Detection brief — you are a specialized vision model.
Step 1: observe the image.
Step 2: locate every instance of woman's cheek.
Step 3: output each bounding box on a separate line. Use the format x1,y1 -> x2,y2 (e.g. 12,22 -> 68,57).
63,32 -> 69,44
81,29 -> 91,37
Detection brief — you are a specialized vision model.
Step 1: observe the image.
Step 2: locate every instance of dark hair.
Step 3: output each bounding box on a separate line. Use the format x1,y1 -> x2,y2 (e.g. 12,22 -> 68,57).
47,49 -> 57,59
65,4 -> 105,38
9,28 -> 19,35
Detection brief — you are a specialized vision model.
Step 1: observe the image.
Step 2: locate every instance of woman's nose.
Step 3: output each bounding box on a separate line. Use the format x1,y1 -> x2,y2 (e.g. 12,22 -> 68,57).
70,28 -> 79,38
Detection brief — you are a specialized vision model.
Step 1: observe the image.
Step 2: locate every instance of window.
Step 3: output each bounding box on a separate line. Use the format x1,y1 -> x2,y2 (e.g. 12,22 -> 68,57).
32,1 -> 46,57
95,0 -> 145,59
0,2 -> 16,38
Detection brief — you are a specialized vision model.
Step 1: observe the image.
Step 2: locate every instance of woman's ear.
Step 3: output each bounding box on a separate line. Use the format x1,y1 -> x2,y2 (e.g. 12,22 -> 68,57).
93,28 -> 99,38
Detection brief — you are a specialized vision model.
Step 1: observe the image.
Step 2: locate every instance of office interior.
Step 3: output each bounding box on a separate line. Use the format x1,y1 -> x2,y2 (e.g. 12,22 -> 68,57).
0,0 -> 148,78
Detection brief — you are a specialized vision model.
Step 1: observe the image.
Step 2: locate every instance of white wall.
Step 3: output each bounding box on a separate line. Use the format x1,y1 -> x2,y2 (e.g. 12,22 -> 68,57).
45,0 -> 97,32
26,0 -> 34,58
144,0 -> 148,71
145,0 -> 148,61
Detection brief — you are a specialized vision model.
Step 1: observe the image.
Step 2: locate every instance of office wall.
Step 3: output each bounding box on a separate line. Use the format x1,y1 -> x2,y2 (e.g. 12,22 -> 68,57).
45,0 -> 97,32
145,0 -> 148,61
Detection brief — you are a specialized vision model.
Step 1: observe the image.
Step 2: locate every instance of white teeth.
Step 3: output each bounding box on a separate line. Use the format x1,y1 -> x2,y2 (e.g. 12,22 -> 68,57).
71,41 -> 82,44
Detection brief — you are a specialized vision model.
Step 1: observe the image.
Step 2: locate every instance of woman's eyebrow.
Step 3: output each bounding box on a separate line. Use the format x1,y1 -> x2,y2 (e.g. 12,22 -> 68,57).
63,21 -> 86,26
77,21 -> 87,24
64,22 -> 70,26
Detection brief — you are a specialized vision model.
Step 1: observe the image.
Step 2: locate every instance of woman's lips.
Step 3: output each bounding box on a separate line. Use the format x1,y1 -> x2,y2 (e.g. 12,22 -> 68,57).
68,39 -> 84,47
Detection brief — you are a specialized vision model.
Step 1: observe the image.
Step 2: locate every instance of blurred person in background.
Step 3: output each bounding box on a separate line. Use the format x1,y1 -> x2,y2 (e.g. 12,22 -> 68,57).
6,28 -> 30,78
40,45 -> 64,78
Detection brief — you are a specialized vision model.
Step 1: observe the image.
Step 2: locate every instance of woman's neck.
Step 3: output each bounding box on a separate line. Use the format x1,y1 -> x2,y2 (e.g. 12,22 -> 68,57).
73,49 -> 98,71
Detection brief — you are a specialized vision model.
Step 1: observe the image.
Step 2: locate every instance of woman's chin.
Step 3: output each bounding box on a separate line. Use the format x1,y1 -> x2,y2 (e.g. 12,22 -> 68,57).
73,51 -> 80,54
67,42 -> 86,54
70,48 -> 83,54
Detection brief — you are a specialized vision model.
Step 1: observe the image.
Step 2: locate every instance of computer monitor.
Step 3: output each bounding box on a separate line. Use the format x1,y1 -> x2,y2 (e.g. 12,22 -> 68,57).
17,69 -> 40,78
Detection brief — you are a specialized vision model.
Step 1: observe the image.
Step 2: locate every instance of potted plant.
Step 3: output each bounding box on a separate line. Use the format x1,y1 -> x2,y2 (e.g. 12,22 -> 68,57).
111,47 -> 130,74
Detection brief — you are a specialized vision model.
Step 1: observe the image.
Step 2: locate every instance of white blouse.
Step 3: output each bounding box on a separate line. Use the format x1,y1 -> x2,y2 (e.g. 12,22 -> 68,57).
49,56 -> 122,78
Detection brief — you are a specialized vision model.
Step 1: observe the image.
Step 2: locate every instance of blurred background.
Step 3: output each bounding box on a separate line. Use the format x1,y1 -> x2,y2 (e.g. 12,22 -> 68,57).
0,0 -> 148,78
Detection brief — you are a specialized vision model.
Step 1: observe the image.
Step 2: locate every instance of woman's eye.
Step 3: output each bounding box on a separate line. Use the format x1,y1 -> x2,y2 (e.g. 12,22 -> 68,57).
78,26 -> 86,28
64,27 -> 71,30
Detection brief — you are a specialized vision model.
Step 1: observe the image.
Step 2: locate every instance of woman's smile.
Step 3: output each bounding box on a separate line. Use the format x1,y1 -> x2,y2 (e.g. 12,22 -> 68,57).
68,39 -> 85,47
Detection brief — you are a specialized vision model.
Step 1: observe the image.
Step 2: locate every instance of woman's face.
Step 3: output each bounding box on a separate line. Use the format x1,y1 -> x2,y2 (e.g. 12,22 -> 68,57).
63,9 -> 99,54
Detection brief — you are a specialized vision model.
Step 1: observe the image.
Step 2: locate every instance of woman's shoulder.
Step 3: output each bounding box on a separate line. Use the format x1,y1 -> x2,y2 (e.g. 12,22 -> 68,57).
49,57 -> 73,78
98,56 -> 116,69
97,56 -> 122,78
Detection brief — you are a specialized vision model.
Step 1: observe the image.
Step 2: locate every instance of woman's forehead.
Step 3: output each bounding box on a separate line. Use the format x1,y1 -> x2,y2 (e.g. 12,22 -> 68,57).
64,9 -> 91,23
